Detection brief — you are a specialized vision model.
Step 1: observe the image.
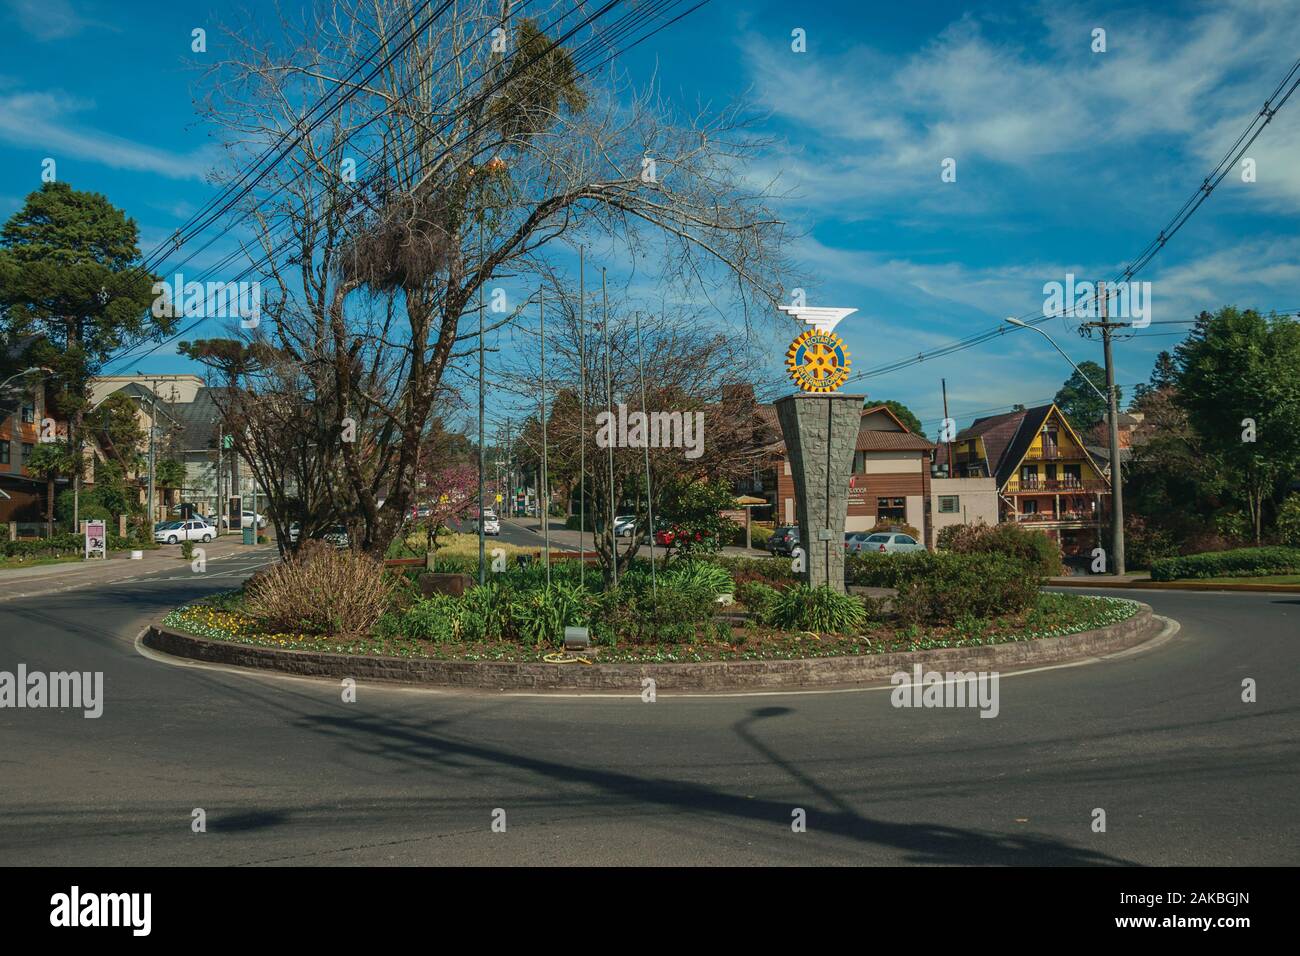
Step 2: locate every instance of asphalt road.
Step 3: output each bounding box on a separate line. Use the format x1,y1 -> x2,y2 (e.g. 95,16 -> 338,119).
1,557 -> 1296,866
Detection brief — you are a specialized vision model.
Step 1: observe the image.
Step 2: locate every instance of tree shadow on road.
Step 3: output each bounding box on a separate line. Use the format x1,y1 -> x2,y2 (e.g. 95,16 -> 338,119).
288,703 -> 1136,866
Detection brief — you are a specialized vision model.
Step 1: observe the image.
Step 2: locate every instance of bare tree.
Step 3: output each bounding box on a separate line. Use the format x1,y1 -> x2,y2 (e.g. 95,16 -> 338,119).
196,0 -> 792,558
502,282 -> 771,577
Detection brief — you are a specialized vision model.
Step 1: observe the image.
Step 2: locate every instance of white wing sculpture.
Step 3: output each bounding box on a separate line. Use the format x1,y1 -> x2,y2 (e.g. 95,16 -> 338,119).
777,305 -> 858,334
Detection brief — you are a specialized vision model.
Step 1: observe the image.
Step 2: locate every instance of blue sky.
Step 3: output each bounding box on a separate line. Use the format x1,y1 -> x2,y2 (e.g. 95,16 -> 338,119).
2,0 -> 1299,436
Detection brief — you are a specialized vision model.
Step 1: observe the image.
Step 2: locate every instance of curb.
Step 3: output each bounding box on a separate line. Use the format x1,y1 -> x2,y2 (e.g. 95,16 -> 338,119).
1050,577 -> 1300,593
143,602 -> 1165,692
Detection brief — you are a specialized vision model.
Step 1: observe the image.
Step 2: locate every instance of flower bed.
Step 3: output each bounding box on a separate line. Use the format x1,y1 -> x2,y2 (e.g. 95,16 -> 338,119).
162,590 -> 1139,664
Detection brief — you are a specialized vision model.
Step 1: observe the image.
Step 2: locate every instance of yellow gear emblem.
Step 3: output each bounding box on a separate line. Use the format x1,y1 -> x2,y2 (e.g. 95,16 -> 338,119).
786,329 -> 851,393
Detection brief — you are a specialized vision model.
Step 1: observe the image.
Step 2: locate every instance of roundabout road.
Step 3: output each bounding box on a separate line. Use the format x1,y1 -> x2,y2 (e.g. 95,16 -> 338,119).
1,564 -> 1296,866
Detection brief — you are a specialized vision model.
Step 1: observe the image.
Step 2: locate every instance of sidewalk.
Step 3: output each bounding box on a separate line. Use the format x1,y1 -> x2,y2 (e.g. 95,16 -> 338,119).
0,537 -> 278,601
1049,572 -> 1300,593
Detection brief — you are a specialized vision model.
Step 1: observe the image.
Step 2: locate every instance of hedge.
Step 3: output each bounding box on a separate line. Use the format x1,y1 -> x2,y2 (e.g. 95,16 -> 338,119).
893,552 -> 1043,625
845,550 -> 939,588
1150,546 -> 1300,581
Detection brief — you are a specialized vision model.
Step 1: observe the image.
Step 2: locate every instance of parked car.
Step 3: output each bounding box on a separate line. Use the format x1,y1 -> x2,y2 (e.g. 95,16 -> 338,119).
612,515 -> 638,537
768,525 -> 801,556
845,532 -> 871,551
154,519 -> 215,544
849,532 -> 926,554
651,524 -> 706,548
287,522 -> 350,549
221,510 -> 267,530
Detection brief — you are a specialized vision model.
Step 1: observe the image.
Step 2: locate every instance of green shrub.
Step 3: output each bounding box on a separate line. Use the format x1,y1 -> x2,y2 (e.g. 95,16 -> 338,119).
1123,515 -> 1180,570
937,522 -> 1062,576
1277,494 -> 1300,548
735,580 -> 780,619
507,582 -> 596,647
1150,546 -> 1300,581
401,594 -> 463,643
763,584 -> 868,634
181,540 -> 195,561
845,550 -> 938,588
709,555 -> 796,589
2,532 -> 84,559
662,560 -> 733,596
593,578 -> 716,644
459,581 -> 510,640
428,554 -> 477,575
893,552 -> 1041,625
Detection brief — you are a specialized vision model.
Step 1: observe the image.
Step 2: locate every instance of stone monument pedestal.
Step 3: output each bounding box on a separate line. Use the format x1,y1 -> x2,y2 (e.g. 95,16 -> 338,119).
774,393 -> 865,593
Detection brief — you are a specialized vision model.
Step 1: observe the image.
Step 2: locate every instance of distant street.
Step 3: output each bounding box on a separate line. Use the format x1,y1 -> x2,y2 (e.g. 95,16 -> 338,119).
2,557 -> 1296,865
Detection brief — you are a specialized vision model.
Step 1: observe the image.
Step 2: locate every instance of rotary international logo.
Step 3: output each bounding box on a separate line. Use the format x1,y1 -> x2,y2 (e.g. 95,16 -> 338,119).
778,305 -> 857,393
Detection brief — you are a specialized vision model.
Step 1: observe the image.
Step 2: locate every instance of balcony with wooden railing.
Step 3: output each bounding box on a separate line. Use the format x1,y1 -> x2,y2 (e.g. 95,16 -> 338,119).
1004,477 -> 1108,494
1010,511 -> 1100,526
1022,445 -> 1085,462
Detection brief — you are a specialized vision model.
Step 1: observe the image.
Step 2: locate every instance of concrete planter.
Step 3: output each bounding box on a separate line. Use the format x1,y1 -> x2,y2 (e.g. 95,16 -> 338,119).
144,603 -> 1165,693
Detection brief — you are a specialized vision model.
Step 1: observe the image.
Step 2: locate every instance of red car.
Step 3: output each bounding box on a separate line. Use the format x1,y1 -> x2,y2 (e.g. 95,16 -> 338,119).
653,526 -> 704,548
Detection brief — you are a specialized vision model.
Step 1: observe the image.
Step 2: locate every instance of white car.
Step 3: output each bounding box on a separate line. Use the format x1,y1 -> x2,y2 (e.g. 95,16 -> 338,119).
154,519 -> 215,544
472,510 -> 500,536
849,532 -> 926,554
221,510 -> 267,530
613,515 -> 637,537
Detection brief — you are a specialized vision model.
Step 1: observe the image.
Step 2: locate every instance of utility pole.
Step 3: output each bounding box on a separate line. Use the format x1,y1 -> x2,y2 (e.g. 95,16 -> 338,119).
634,310 -> 656,600
1081,281 -> 1126,575
477,227 -> 486,585
941,378 -> 953,476
215,421 -> 223,536
540,289 -> 550,586
578,246 -> 586,588
601,269 -> 617,588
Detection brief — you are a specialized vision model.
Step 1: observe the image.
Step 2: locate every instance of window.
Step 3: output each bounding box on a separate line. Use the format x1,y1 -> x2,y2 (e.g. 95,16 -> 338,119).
0,441 -> 9,465
877,496 -> 906,521
897,535 -> 917,545
1022,500 -> 1038,515
938,495 -> 960,514
20,402 -> 35,424
21,443 -> 34,467
853,451 -> 866,473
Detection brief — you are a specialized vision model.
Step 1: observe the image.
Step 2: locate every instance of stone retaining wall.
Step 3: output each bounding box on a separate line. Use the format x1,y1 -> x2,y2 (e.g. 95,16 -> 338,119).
144,603 -> 1164,693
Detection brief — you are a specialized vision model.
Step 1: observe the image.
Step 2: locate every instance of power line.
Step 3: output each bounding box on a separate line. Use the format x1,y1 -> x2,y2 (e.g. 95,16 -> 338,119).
106,0 -> 697,373
791,55 -> 1300,389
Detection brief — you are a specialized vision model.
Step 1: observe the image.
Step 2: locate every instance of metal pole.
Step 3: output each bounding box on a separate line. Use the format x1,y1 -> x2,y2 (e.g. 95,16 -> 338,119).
540,289 -> 550,586
1100,282 -> 1126,575
601,269 -> 617,588
215,422 -> 223,536
477,227 -> 486,585
634,310 -> 656,600
578,246 -> 585,588
147,402 -> 156,529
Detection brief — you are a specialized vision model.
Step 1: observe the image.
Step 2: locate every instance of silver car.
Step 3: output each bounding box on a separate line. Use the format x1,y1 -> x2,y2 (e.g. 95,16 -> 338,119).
849,532 -> 926,554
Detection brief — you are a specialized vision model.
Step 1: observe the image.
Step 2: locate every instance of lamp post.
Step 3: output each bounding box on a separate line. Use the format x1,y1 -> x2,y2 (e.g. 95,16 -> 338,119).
1004,317 -> 1124,574
0,366 -> 54,392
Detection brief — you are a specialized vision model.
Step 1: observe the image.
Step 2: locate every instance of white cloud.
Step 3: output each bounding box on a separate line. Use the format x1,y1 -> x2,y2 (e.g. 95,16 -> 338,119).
2,0 -> 106,41
738,0 -> 1300,214
0,90 -> 215,181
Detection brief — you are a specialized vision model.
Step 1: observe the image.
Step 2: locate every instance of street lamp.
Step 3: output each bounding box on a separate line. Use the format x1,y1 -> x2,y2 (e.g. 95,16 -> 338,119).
1003,318 -> 1107,402
1003,317 -> 1124,575
0,366 -> 54,391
